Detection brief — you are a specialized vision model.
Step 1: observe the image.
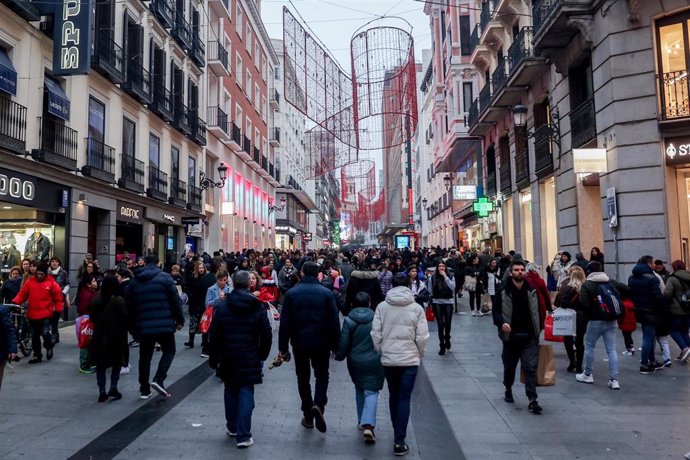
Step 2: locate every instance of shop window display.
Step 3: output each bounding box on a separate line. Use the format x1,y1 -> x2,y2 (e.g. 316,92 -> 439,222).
0,223 -> 54,271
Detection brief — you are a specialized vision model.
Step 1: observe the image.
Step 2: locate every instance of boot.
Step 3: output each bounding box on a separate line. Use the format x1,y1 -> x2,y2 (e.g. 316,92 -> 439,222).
184,334 -> 195,348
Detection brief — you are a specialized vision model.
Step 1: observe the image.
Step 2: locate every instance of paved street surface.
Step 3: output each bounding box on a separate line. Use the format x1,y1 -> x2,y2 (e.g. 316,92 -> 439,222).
1,295 -> 690,459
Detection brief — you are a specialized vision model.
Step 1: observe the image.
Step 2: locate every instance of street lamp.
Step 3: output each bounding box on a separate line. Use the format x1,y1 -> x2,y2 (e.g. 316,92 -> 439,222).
443,174 -> 452,191
511,103 -> 562,151
268,195 -> 287,214
199,162 -> 228,191
422,198 -> 428,209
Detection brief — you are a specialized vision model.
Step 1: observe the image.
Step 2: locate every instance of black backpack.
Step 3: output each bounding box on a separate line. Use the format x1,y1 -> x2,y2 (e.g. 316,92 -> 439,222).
595,283 -> 624,320
673,275 -> 690,312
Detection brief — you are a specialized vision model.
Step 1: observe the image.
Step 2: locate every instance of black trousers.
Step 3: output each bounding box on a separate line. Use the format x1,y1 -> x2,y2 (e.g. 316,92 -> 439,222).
468,291 -> 481,311
432,303 -> 453,346
138,333 -> 176,393
502,337 -> 538,400
622,330 -> 634,350
50,312 -> 60,343
30,319 -> 53,358
293,347 -> 331,418
563,313 -> 587,371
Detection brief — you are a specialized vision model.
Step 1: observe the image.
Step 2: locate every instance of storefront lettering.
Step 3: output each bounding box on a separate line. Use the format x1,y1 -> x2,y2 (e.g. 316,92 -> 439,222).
120,206 -> 140,220
0,175 -> 35,201
163,214 -> 175,223
666,142 -> 690,160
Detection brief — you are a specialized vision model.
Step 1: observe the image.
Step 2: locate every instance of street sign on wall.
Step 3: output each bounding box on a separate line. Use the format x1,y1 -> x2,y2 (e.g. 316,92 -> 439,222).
606,187 -> 618,228
452,185 -> 477,201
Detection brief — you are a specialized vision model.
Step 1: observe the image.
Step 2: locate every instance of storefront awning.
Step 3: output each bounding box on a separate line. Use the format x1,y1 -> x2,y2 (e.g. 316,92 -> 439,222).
0,49 -> 17,96
436,138 -> 482,173
44,77 -> 70,121
378,224 -> 408,238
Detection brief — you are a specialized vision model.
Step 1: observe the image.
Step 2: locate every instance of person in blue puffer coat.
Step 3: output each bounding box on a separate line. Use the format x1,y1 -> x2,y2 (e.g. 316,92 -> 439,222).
125,255 -> 184,399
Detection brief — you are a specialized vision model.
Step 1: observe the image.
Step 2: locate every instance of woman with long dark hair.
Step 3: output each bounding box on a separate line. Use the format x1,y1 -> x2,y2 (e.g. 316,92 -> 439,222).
464,255 -> 483,316
186,261 -> 216,351
427,262 -> 456,355
590,247 -> 605,265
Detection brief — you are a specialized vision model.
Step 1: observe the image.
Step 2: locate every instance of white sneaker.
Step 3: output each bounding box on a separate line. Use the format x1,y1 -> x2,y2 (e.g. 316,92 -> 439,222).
622,350 -> 635,356
471,311 -> 477,316
200,353 -> 209,359
682,347 -> 690,362
237,437 -> 254,449
607,379 -> 620,390
576,372 -> 594,384
119,365 -> 131,375
225,428 -> 237,437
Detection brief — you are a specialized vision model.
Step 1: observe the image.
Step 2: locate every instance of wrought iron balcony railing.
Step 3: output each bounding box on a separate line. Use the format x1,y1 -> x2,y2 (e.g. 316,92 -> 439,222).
533,0 -> 560,36
169,177 -> 187,206
570,98 -> 596,148
508,27 -> 535,73
533,124 -> 554,174
187,184 -> 202,211
147,166 -> 168,201
84,137 -> 116,182
514,149 -> 530,186
92,29 -> 124,83
118,153 -> 145,193
499,162 -> 512,193
122,59 -> 152,104
658,70 -> 690,120
0,97 -> 27,154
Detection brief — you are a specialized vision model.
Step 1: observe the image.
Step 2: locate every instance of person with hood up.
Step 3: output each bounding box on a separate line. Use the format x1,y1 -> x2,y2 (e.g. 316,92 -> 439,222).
628,255 -> 666,374
371,273 -> 429,456
663,260 -> 690,362
335,292 -> 385,444
345,261 -> 384,316
259,266 -> 279,302
208,270 -> 273,449
572,252 -> 589,271
550,251 -> 574,289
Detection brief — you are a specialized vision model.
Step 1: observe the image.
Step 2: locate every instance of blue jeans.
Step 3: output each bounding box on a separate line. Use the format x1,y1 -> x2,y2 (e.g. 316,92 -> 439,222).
225,385 -> 255,443
383,366 -> 418,444
640,324 -> 657,366
355,387 -> 379,427
670,315 -> 690,350
583,320 -> 619,380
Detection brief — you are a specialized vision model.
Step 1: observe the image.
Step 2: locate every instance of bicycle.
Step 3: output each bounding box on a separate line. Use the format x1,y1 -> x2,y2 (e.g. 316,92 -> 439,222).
5,304 -> 32,358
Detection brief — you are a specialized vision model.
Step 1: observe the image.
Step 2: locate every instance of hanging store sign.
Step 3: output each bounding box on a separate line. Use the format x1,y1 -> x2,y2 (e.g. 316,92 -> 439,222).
452,185 -> 477,201
53,0 -> 93,76
303,232 -> 313,241
573,149 -> 607,173
664,136 -> 690,165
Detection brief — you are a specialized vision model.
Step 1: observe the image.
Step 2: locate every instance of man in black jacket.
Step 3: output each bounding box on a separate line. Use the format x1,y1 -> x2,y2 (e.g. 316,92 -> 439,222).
209,271 -> 272,449
126,255 -> 184,399
278,261 -> 340,433
0,304 -> 18,391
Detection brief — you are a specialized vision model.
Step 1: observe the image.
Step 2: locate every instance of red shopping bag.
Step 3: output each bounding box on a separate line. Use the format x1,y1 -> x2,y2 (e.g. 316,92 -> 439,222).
618,299 -> 637,332
544,314 -> 564,343
426,306 -> 435,322
198,305 -> 214,334
78,316 -> 94,349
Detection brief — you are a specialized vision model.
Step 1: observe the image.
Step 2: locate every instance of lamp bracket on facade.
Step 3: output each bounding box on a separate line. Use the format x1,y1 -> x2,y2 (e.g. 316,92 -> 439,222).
268,195 -> 287,214
199,162 -> 229,191
512,104 -> 562,152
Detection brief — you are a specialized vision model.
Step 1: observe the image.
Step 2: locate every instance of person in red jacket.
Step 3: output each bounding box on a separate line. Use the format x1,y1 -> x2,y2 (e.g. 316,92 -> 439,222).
12,262 -> 64,363
524,264 -> 553,330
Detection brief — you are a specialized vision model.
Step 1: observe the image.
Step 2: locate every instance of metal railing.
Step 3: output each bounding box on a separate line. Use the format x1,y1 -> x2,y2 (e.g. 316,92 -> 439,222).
480,1 -> 491,33
479,83 -> 492,115
468,98 -> 479,127
508,27 -> 534,72
499,162 -> 512,193
244,135 -> 251,154
148,166 -> 168,195
85,137 -> 115,174
149,0 -> 174,28
151,84 -> 174,119
188,184 -> 202,209
191,31 -> 205,65
0,97 -> 27,153
271,127 -> 281,143
207,41 -> 229,70
514,149 -> 530,185
570,98 -> 596,148
120,154 -> 144,184
37,116 -> 77,162
533,0 -> 560,36
533,124 -> 554,173
207,106 -> 229,133
658,70 -> 690,120
124,60 -> 151,99
174,103 -> 191,133
253,146 -> 260,163
486,170 -> 496,197
232,123 -> 242,145
93,29 -> 124,78
470,24 -> 480,55
191,116 -> 206,145
261,155 -> 268,171
172,11 -> 191,49
170,178 -> 187,202
491,57 -> 509,93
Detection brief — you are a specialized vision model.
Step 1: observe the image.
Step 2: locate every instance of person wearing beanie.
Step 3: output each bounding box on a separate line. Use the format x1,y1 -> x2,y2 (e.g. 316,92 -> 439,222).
550,251 -> 574,289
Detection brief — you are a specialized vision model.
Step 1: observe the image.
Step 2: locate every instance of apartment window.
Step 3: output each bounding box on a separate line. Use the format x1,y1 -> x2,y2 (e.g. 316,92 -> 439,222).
568,56 -> 596,147
246,28 -> 252,53
171,61 -> 184,107
150,40 -> 166,93
236,53 -> 243,87
236,4 -> 243,37
236,104 -> 243,131
188,156 -> 196,186
459,15 -> 471,56
462,82 -> 473,113
261,96 -> 267,121
246,70 -> 252,100
123,14 -> 144,71
275,65 -> 281,80
255,84 -> 260,112
149,133 -> 160,167
657,12 -> 690,119
255,43 -> 260,67
246,119 -> 252,142
88,97 -> 106,143
123,117 -> 136,157
254,127 -> 260,147
171,146 -> 180,180
262,57 -> 267,81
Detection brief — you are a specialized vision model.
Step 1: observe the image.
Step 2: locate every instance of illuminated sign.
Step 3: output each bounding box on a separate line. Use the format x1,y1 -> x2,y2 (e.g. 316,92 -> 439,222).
472,197 -> 495,218
452,185 -> 477,201
573,149 -> 607,173
53,0 -> 93,76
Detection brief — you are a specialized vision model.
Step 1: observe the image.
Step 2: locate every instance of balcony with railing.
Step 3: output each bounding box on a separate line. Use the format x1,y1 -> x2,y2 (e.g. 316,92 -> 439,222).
499,161 -> 512,193
91,30 -> 125,84
148,0 -> 174,29
172,11 -> 191,51
486,171 -> 497,197
469,24 -> 480,56
207,41 -> 229,76
491,58 -> 509,95
117,154 -> 145,193
147,166 -> 168,201
122,60 -> 152,104
532,0 -> 592,51
244,136 -> 251,155
261,155 -> 268,171
187,184 -> 202,212
31,116 -> 76,169
191,114 -> 206,147
269,127 -> 281,147
658,70 -> 690,121
479,83 -> 492,117
0,97 -> 27,154
533,125 -> 554,176
208,0 -> 230,18
507,27 -> 547,88
467,98 -> 479,129
207,106 -> 229,140
514,149 -> 530,188
168,178 -> 187,207
253,147 -> 261,164
477,1 -> 502,47
269,89 -> 280,109
150,84 -> 174,122
570,98 -> 596,148
229,122 -> 242,151
191,31 -> 205,68
83,137 -> 116,183
173,103 -> 191,136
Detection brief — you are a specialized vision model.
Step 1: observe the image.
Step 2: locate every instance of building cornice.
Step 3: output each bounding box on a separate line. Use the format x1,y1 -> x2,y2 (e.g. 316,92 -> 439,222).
245,0 -> 279,64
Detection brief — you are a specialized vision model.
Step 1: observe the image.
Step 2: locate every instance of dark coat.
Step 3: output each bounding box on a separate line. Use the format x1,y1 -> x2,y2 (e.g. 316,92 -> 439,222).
627,263 -> 665,325
208,289 -> 272,386
0,305 -> 17,364
1,278 -> 21,304
334,307 -> 384,391
125,265 -> 184,336
580,273 -> 631,322
344,270 -> 384,315
88,295 -> 129,368
278,276 -> 340,352
187,272 -> 216,315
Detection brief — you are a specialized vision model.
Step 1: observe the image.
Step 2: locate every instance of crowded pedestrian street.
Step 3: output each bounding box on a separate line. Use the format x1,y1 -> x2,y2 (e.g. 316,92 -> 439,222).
1,293 -> 688,459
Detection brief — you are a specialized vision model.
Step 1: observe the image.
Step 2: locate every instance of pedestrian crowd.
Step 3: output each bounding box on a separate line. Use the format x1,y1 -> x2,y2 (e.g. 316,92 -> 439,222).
1,244 -> 689,456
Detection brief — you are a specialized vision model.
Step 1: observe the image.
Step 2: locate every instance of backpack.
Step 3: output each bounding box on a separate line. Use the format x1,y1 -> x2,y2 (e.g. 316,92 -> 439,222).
672,275 -> 690,312
595,283 -> 624,320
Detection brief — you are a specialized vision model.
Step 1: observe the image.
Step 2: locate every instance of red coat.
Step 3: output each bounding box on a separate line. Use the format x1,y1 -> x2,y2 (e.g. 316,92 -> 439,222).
525,271 -> 552,330
12,277 -> 64,320
76,288 -> 99,315
258,286 -> 276,303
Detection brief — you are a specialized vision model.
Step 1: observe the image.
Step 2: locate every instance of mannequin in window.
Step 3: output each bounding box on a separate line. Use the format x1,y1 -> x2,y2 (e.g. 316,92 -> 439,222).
24,227 -> 52,262
1,233 -> 21,269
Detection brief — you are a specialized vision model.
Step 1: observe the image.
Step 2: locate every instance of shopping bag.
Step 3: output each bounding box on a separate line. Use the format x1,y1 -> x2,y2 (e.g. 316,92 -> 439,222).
552,308 -> 576,336
266,302 -> 280,321
198,305 -> 214,334
544,314 -> 564,342
463,275 -> 477,292
77,315 -> 94,349
618,299 -> 637,332
480,294 -> 492,313
425,306 -> 435,321
520,344 -> 556,386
